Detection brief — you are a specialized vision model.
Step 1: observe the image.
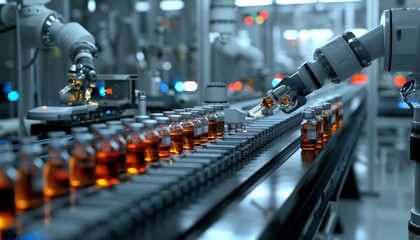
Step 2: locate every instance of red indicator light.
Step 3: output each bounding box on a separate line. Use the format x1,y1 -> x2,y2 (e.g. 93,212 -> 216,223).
393,75 -> 406,87
244,16 -> 254,26
233,81 -> 243,91
351,74 -> 369,85
259,10 -> 269,20
106,88 -> 113,94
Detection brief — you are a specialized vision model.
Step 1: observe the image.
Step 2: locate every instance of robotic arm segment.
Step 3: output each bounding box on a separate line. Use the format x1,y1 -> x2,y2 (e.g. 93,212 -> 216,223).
251,20 -> 386,116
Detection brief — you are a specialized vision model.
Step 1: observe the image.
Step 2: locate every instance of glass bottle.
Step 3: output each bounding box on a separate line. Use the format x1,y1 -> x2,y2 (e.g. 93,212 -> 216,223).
126,123 -> 146,175
301,110 -> 318,163
314,106 -> 324,152
204,106 -> 217,143
90,123 -> 107,147
169,115 -> 184,154
156,117 -> 171,158
15,136 -> 43,210
120,118 -> 135,138
43,131 -> 70,198
174,109 -> 184,114
143,120 -> 160,162
190,111 -> 202,146
195,108 -> 209,144
180,112 -> 195,150
328,98 -> 338,134
71,127 -> 89,135
69,133 -> 95,188
150,113 -> 164,119
163,111 -> 175,117
321,103 -> 332,144
212,105 -> 225,139
95,129 -> 121,187
134,115 -> 150,123
336,95 -> 344,128
0,143 -> 17,231
109,125 -> 127,178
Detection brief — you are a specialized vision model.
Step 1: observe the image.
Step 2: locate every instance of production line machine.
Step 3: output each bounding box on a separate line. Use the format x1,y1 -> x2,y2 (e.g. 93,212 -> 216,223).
1,83 -> 365,240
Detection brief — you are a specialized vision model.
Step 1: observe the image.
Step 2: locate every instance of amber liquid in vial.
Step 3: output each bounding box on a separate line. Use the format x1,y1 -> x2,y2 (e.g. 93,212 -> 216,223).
15,170 -> 43,210
201,131 -> 208,143
216,121 -> 224,139
315,117 -> 324,153
0,186 -> 15,230
95,151 -> 120,187
69,156 -> 95,188
159,144 -> 171,158
208,120 -> 217,142
126,142 -> 146,174
301,123 -> 318,163
322,115 -> 331,144
170,132 -> 184,154
43,162 -> 70,197
183,128 -> 195,150
330,106 -> 338,134
261,96 -> 275,109
145,138 -> 160,162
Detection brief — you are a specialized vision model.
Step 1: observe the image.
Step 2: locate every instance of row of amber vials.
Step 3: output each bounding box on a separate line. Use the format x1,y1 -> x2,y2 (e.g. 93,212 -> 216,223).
301,95 -> 344,163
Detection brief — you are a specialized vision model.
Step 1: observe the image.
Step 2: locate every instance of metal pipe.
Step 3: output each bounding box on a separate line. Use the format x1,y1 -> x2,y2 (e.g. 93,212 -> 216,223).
196,0 -> 210,101
15,2 -> 24,139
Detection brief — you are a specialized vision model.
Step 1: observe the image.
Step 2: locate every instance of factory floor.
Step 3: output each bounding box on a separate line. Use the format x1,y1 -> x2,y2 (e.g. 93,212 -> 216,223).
335,140 -> 414,240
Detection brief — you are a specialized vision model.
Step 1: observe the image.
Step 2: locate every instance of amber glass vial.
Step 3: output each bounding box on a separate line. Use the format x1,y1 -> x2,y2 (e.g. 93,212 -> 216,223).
15,136 -> 44,210
301,111 -> 318,163
213,105 -> 225,138
336,95 -> 344,128
69,133 -> 95,188
126,123 -> 146,174
169,115 -> 184,154
328,98 -> 338,134
156,117 -> 171,157
195,108 -> 209,143
109,125 -> 127,177
321,103 -> 331,144
151,113 -> 164,119
205,106 -> 218,142
314,106 -> 324,152
143,120 -> 161,162
0,144 -> 17,230
43,132 -> 71,197
180,112 -> 195,150
95,129 -> 121,187
190,111 -> 202,146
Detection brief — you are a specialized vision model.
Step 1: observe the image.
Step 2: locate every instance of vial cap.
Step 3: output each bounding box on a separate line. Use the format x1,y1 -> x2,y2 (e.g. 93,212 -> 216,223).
47,131 -> 66,138
120,118 -> 135,126
169,114 -> 181,121
0,143 -> 15,164
180,112 -> 192,119
163,111 -> 175,117
174,109 -> 184,114
128,123 -> 144,132
194,108 -> 206,115
302,110 -> 315,119
97,129 -> 116,139
203,106 -> 215,113
90,123 -> 107,131
184,108 -> 192,112
106,120 -> 122,126
322,103 -> 331,109
212,105 -> 224,111
315,106 -> 323,114
71,127 -> 89,134
191,110 -> 199,117
110,125 -> 125,134
150,113 -> 164,119
143,119 -> 158,128
156,117 -> 169,125
135,115 -> 150,123
74,133 -> 93,144
21,136 -> 38,144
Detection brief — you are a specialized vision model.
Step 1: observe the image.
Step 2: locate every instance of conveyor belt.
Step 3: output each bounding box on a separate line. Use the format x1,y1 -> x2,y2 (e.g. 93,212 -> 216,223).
12,84 -> 366,240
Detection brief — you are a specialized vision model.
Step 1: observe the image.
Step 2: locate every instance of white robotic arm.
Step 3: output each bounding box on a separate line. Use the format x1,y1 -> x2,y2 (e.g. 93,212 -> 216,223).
0,0 -> 98,103
250,8 -> 420,115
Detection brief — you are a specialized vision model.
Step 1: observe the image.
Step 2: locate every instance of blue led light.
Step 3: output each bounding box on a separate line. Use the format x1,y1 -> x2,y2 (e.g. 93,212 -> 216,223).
96,80 -> 104,89
99,87 -> 106,96
271,78 -> 281,87
174,81 -> 184,92
398,101 -> 418,109
7,91 -> 19,102
160,82 -> 169,93
2,82 -> 12,93
106,110 -> 111,115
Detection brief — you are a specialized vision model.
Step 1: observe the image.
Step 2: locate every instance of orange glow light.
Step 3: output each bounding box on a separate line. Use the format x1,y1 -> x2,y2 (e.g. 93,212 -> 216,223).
96,179 -> 110,187
106,88 -> 113,95
255,16 -> 264,25
351,73 -> 369,85
233,81 -> 243,91
228,83 -> 235,91
394,75 -> 406,87
259,10 -> 269,20
274,74 -> 284,79
244,16 -> 254,26
127,168 -> 138,175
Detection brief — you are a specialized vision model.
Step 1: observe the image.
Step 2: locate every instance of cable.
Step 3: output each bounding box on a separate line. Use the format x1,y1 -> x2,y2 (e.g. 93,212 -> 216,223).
22,48 -> 39,69
0,26 -> 16,34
